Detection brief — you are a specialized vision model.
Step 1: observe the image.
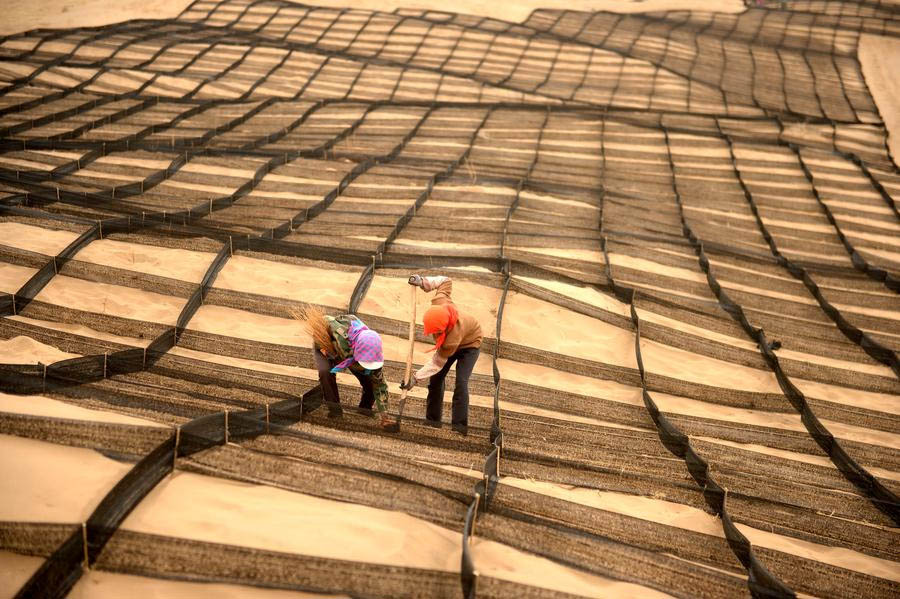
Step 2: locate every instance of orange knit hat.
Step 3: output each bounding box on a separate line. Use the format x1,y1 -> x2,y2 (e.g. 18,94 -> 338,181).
423,304 -> 459,352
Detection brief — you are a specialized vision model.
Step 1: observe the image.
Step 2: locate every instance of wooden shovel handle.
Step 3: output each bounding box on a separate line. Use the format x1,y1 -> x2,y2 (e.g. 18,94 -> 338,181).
396,282 -> 417,420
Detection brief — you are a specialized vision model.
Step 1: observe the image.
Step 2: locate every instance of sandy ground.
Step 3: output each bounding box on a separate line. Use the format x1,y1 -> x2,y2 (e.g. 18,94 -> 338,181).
35,276 -> 185,325
0,0 -> 191,37
0,552 -> 43,599
502,289 -> 637,368
0,335 -> 78,364
858,34 -> 900,168
516,275 -> 630,317
0,391 -> 163,427
0,223 -> 80,256
0,435 -> 133,523
698,436 -> 900,483
76,239 -> 215,283
436,465 -> 900,582
7,315 -> 152,348
6,216 -> 216,284
119,469 -> 673,598
0,0 -> 747,36
67,570 -> 351,599
493,473 -> 900,582
0,263 -> 37,294
2,1 -> 899,596
215,256 -> 359,308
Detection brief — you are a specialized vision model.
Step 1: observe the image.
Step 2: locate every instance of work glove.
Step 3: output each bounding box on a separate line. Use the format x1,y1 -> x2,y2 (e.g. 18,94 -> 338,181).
408,274 -> 423,287
399,376 -> 417,391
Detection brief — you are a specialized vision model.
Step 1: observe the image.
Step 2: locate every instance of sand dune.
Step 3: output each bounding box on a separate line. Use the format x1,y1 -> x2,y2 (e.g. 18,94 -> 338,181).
2,1 -> 899,597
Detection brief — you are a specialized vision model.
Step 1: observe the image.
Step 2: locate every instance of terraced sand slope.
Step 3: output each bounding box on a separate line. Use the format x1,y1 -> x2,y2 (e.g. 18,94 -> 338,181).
0,1 -> 898,598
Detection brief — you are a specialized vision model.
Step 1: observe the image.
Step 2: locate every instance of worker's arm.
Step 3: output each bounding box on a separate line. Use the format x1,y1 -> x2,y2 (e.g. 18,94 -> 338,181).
413,352 -> 447,382
409,274 -> 451,302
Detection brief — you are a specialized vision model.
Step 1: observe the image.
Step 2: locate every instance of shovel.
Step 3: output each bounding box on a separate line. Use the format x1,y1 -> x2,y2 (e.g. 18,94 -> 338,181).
384,282 -> 416,432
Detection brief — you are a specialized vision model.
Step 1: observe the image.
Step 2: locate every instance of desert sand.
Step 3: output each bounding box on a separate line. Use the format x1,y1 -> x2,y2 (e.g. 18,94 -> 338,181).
0,336 -> 78,365
214,256 -> 359,308
1,0 -> 899,597
0,435 -> 133,523
0,391 -> 163,427
444,469 -> 900,582
35,276 -> 185,325
120,470 -> 673,598
0,0 -> 749,38
68,570 -> 349,599
858,34 -> 900,168
0,552 -> 44,599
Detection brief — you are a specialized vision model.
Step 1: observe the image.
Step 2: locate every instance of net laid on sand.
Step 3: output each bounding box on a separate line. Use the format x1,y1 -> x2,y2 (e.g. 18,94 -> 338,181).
0,1 -> 899,598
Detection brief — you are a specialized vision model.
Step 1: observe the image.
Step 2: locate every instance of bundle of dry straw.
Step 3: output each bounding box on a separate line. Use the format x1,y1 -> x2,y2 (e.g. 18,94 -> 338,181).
289,304 -> 335,356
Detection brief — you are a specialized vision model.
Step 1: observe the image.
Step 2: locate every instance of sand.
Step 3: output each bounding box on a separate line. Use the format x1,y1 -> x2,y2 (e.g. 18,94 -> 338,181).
189,305 -> 310,346
35,276 -> 185,325
214,256 -> 359,309
67,570 -> 350,599
0,223 -> 80,256
792,377 -> 900,417
0,435 -> 132,523
697,437 -> 900,484
0,0 -> 190,36
172,342 -> 640,432
0,552 -> 44,599
501,289 -> 637,369
0,263 -> 37,294
75,239 -> 216,283
120,470 -> 673,598
653,390 -> 900,450
439,467 -> 900,583
642,337 -> 784,394
858,34 -> 900,168
620,249 -> 900,326
639,305 -> 893,378
0,391 -> 163,427
2,1 -> 899,596
0,222 -> 216,284
484,396 -> 647,432
516,275 -> 630,317
6,315 -> 152,348
511,246 -> 607,263
498,357 -> 644,406
0,335 -> 78,365
0,0 -> 747,38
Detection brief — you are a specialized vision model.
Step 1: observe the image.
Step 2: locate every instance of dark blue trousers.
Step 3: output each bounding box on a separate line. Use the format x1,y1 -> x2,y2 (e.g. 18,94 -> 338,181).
425,346 -> 480,427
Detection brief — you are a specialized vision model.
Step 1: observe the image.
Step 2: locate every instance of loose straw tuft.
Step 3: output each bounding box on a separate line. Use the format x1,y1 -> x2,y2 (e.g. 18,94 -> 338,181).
289,304 -> 335,356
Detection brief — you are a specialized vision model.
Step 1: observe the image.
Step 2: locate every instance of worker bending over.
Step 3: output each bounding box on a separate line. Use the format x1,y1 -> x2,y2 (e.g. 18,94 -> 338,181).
299,306 -> 395,430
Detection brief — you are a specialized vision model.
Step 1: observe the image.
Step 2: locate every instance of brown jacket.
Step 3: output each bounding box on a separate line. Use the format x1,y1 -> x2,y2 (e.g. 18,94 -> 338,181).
414,276 -> 483,382
431,278 -> 483,359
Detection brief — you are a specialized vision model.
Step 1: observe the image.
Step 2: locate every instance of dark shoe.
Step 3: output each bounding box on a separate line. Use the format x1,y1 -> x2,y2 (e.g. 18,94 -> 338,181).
325,401 -> 343,418
379,414 -> 400,433
424,419 -> 441,428
356,406 -> 375,417
451,423 -> 468,436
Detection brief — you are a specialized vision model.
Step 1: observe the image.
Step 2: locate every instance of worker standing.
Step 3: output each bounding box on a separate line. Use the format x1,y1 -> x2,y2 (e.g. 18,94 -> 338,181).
402,275 -> 482,434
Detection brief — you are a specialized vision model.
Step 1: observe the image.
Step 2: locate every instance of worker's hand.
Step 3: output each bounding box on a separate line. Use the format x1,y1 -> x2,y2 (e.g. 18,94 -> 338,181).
408,274 -> 423,287
399,376 -> 417,391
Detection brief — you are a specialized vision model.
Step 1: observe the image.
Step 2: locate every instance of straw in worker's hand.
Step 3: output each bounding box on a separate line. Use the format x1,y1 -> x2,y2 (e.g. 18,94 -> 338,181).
289,304 -> 334,356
